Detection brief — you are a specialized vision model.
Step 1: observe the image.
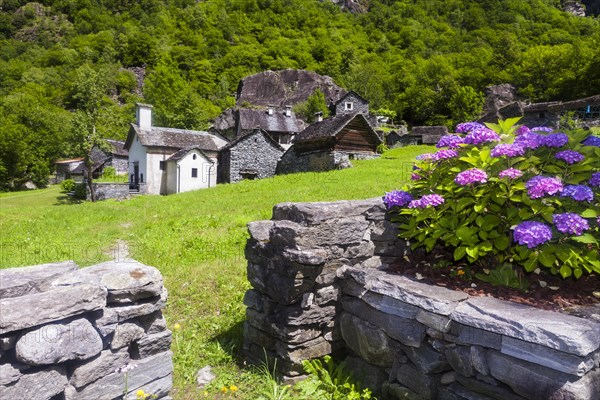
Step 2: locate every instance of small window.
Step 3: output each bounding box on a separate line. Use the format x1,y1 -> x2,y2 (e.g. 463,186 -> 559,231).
159,161 -> 165,170
140,173 -> 144,183
191,168 -> 198,178
192,154 -> 197,160
345,102 -> 354,111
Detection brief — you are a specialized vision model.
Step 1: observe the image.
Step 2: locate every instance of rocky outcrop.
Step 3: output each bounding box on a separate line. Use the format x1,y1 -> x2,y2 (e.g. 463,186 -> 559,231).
0,260 -> 172,400
243,198 -> 600,399
236,69 -> 346,108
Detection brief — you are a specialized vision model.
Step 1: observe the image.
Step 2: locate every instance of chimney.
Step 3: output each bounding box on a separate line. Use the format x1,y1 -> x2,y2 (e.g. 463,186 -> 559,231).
136,103 -> 153,129
315,111 -> 323,122
285,105 -> 292,117
267,104 -> 274,116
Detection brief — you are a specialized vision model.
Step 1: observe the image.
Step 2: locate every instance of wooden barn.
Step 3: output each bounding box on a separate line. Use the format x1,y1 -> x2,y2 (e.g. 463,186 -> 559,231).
277,113 -> 382,174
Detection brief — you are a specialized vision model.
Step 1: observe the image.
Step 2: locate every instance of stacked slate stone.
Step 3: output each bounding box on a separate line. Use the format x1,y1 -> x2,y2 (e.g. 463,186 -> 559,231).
243,198 -> 600,399
0,260 -> 173,400
243,198 -> 408,381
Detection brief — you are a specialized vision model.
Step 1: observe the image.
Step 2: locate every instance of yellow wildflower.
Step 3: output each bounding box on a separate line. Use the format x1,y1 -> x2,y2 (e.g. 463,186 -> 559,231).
173,323 -> 181,331
136,389 -> 146,399
221,386 -> 228,393
457,269 -> 465,276
230,385 -> 238,392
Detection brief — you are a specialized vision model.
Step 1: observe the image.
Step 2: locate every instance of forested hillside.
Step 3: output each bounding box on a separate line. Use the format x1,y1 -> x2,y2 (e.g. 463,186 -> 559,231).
1,0 -> 599,190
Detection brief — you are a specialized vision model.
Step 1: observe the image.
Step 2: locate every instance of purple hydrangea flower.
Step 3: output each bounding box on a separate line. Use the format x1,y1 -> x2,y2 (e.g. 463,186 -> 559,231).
531,126 -> 554,133
455,169 -> 488,186
491,144 -> 525,158
526,176 -> 563,199
433,149 -> 459,160
561,185 -> 594,202
463,127 -> 501,145
582,136 -> 600,147
589,172 -> 600,187
513,221 -> 553,248
383,190 -> 413,209
514,132 -> 544,149
542,133 -> 569,148
436,135 -> 464,149
555,150 -> 584,164
553,213 -> 589,236
455,122 -> 485,133
515,125 -> 530,136
498,168 -> 523,179
416,153 -> 435,161
411,173 -> 421,181
408,194 -> 445,209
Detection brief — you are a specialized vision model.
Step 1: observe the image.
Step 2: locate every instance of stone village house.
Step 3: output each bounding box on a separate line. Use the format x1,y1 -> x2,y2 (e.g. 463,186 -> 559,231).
234,106 -> 305,149
218,128 -> 285,183
277,113 -> 382,174
124,104 -> 228,195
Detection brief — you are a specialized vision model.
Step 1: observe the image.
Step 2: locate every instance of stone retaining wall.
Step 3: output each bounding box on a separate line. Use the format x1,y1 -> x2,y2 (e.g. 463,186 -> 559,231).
0,260 -> 173,400
243,198 -> 600,399
88,183 -> 131,201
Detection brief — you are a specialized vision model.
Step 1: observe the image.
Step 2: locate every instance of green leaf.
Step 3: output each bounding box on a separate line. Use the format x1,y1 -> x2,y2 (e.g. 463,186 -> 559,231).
571,234 -> 598,245
581,209 -> 598,218
538,252 -> 556,268
454,246 -> 467,260
559,264 -> 572,278
574,268 -> 583,279
524,258 -> 537,272
494,235 -> 510,251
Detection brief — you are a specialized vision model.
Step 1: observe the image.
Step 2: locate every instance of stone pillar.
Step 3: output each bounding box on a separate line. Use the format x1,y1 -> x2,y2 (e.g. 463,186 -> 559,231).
242,198 -> 407,381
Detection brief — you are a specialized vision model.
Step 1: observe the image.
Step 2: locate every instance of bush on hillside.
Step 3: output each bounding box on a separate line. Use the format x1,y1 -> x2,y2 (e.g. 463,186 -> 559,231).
385,118 -> 600,287
60,178 -> 76,193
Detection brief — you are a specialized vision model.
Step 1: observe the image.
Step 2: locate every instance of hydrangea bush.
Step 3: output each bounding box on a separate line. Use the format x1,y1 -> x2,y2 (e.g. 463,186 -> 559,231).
385,118 -> 600,283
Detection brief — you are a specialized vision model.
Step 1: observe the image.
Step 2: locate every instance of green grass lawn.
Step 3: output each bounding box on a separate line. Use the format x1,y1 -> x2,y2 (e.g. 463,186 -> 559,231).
0,146 -> 432,399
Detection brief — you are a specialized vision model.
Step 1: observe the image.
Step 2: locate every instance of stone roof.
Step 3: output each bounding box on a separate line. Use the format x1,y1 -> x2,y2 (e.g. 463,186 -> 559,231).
221,128 -> 284,152
237,108 -> 305,134
125,124 -> 226,152
106,139 -> 128,157
167,147 -> 212,162
294,113 -> 380,144
236,69 -> 346,107
523,94 -> 600,113
335,90 -> 369,107
410,126 -> 448,144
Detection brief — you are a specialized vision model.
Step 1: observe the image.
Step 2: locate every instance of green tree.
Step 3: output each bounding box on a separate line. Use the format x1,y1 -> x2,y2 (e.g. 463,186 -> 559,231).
293,89 -> 330,123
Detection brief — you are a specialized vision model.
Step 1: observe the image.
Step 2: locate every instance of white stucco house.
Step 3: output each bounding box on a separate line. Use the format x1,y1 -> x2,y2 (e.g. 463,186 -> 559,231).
124,103 -> 228,195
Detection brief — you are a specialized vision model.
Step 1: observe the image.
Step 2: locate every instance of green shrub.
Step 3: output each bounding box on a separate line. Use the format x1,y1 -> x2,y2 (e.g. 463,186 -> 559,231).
60,179 -> 76,193
73,183 -> 87,200
385,118 -> 600,285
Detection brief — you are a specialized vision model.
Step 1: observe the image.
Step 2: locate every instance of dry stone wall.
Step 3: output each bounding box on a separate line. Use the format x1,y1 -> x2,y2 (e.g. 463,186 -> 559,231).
0,260 -> 172,400
243,198 -> 600,399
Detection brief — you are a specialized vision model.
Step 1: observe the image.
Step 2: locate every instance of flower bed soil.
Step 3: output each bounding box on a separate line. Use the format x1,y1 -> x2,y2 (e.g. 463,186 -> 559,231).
389,248 -> 600,313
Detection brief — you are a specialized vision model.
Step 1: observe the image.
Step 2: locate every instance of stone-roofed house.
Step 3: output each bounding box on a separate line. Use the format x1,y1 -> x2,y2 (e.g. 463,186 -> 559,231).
124,103 -> 228,194
409,126 -> 448,145
218,128 -> 285,184
234,106 -> 305,148
277,113 -> 382,175
333,90 -> 369,116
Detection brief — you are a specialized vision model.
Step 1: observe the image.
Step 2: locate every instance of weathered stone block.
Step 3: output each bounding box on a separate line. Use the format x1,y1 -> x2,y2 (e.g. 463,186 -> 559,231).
340,312 -> 396,367
272,199 -> 381,225
445,345 -> 474,377
0,284 -> 107,334
276,336 -> 335,363
455,375 -> 526,400
138,312 -> 168,334
342,241 -> 375,259
0,261 -> 77,299
487,350 -> 600,400
400,342 -> 449,374
0,363 -> 22,386
340,267 -> 468,315
94,293 -> 166,328
394,362 -> 441,399
125,374 -> 173,400
111,321 -> 145,349
132,330 -> 172,359
416,309 -> 451,332
370,220 -> 400,242
245,308 -> 324,344
343,356 -> 388,395
452,297 -> 600,356
444,382 -> 498,400
342,280 -> 420,319
342,296 -> 426,347
446,322 -> 502,350
0,365 -> 67,400
16,318 -> 103,366
471,346 -> 489,376
501,336 -> 597,376
315,285 -> 340,305
51,260 -> 163,304
247,220 -> 273,242
70,349 -> 130,388
383,382 -> 421,400
65,351 -> 172,400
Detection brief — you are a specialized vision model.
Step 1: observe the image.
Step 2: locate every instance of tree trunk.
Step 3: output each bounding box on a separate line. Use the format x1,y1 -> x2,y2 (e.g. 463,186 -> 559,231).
86,158 -> 95,202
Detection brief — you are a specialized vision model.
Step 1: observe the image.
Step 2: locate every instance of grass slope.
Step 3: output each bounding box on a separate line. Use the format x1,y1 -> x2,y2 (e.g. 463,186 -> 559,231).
0,146 -> 431,399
